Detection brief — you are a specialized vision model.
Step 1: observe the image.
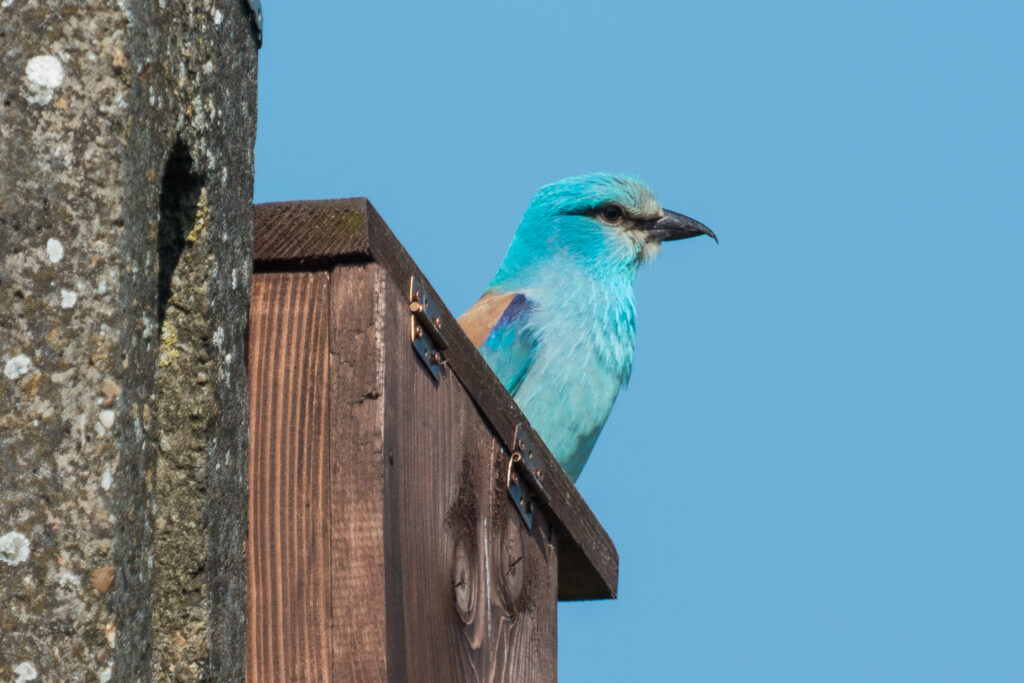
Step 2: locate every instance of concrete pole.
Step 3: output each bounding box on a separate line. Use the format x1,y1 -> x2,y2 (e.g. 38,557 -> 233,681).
0,1 -> 258,679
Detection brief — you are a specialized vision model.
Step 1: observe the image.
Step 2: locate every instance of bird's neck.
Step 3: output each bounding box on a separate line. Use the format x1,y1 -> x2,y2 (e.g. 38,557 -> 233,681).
528,263 -> 638,380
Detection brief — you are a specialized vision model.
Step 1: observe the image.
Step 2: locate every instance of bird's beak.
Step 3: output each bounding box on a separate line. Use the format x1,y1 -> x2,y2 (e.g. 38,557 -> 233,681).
641,209 -> 718,244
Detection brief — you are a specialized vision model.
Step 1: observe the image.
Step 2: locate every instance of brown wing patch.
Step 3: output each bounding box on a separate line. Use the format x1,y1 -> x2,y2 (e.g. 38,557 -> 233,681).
457,291 -> 519,348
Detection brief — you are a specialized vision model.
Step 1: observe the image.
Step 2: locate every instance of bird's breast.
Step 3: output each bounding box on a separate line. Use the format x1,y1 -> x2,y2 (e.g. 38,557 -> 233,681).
511,282 -> 637,477
535,279 -> 637,381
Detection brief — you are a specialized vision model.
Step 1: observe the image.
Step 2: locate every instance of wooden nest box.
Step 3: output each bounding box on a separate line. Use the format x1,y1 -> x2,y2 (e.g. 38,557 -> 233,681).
247,199 -> 619,680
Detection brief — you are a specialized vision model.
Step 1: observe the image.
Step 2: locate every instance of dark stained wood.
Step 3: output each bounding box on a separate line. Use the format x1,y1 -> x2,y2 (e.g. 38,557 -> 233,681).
252,198 -> 617,600
486,456 -> 559,680
247,271 -> 332,682
379,273 -> 558,681
328,262 -> 389,682
254,200 -> 371,269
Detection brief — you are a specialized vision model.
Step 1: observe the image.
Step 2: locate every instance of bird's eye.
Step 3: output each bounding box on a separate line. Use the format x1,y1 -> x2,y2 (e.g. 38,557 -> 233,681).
599,204 -> 624,223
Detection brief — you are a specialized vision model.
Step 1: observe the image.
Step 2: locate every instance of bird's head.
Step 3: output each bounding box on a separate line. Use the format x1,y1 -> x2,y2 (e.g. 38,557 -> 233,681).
493,173 -> 716,286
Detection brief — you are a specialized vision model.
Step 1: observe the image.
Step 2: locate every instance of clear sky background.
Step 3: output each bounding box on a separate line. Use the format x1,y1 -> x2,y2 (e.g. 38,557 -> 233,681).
254,2 -> 1023,680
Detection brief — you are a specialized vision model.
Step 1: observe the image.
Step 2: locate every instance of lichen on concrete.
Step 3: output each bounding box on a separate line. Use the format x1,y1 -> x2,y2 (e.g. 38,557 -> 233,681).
0,531 -> 31,565
1,1 -> 257,680
24,54 -> 64,106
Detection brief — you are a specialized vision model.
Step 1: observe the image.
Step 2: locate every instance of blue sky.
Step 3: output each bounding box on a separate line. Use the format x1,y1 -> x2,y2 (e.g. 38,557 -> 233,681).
254,2 -> 1024,680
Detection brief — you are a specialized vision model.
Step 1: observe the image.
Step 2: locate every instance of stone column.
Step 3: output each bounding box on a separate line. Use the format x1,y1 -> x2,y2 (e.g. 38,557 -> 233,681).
0,1 -> 258,679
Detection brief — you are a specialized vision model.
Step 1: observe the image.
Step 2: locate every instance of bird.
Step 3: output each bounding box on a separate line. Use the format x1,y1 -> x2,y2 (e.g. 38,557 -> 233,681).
458,173 -> 716,482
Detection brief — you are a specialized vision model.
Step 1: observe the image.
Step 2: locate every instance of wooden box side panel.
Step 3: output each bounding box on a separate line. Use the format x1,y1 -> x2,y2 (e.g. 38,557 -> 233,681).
247,271 -> 333,681
380,274 -> 558,682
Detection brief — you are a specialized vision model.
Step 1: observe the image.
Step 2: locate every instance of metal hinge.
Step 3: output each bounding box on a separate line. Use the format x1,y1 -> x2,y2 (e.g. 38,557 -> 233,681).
506,424 -> 550,529
409,275 -> 448,381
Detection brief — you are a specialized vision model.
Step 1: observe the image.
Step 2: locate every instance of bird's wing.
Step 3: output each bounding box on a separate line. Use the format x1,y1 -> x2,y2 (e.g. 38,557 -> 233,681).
458,291 -> 538,394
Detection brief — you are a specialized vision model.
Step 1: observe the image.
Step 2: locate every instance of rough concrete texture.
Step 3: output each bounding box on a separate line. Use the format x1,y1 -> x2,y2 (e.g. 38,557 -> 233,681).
0,1 -> 257,680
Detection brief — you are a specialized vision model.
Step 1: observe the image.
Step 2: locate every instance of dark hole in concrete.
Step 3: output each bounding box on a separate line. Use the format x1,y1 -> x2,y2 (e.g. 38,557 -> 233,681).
152,139 -> 213,675
157,140 -> 203,325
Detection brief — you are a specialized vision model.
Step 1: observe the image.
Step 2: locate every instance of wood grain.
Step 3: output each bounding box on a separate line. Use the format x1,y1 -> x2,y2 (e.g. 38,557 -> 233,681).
328,262 -> 389,682
253,199 -> 371,268
247,271 -> 332,682
380,273 -> 558,681
486,451 -> 559,681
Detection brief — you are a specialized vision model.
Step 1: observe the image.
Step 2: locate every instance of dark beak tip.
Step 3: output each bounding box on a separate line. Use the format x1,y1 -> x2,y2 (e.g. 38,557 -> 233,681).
690,218 -> 718,245
658,208 -> 717,245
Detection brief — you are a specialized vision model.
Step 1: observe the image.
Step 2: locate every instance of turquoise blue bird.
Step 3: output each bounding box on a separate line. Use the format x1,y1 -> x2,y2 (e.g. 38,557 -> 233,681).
458,173 -> 716,481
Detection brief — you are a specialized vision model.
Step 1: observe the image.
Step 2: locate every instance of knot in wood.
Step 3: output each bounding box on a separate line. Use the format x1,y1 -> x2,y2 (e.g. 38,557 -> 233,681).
452,533 -> 476,624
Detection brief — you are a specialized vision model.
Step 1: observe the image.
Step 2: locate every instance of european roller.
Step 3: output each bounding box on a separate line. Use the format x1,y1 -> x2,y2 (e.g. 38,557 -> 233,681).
458,173 -> 716,482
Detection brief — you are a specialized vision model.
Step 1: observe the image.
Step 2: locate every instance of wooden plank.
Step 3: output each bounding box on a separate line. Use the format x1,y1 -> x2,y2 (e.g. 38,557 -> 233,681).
254,200 -> 371,268
380,270 -> 489,681
247,271 -> 332,681
328,262 -> 389,682
485,458 -> 559,681
380,274 -> 559,680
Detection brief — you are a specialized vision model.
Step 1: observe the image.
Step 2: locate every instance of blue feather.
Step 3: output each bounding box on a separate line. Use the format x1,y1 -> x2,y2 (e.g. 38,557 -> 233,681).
479,294 -> 536,395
